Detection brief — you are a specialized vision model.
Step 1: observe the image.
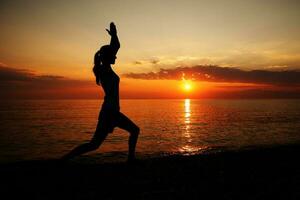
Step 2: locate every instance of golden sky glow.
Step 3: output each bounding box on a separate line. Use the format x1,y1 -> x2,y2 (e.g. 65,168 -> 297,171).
1,0 -> 300,77
1,0 -> 300,99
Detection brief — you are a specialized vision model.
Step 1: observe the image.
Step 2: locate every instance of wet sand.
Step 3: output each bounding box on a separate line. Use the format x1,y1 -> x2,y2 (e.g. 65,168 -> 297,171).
1,144 -> 299,199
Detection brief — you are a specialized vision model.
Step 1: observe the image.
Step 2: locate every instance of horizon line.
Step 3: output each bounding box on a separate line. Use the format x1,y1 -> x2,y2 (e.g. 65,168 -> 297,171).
1,97 -> 300,100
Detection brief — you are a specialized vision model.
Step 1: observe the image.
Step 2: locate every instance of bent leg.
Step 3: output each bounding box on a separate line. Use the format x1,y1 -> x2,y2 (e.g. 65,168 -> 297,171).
116,112 -> 140,161
61,123 -> 109,160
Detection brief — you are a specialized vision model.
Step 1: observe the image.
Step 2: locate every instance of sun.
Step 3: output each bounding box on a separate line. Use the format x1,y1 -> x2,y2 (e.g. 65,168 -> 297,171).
182,81 -> 193,92
184,83 -> 192,91
181,73 -> 193,92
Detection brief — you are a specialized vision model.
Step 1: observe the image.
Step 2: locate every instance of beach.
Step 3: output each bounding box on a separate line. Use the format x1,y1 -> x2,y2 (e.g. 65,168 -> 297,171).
1,143 -> 299,199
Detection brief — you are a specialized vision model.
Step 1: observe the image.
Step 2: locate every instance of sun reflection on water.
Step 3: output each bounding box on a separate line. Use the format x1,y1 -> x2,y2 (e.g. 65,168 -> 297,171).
184,99 -> 191,142
179,99 -> 202,154
185,99 -> 191,124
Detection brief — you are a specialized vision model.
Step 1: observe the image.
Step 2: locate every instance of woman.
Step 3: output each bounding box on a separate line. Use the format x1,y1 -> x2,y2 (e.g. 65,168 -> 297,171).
62,22 -> 140,163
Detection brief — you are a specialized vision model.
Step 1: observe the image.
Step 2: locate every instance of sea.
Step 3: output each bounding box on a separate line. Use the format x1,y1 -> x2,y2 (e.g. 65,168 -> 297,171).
0,99 -> 299,163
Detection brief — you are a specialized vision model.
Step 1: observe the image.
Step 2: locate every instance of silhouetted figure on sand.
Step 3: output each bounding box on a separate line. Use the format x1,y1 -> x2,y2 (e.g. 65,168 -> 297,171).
62,22 -> 140,163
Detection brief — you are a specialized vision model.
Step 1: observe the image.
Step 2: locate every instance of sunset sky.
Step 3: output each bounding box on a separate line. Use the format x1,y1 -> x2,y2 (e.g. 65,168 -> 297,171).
1,0 -> 300,99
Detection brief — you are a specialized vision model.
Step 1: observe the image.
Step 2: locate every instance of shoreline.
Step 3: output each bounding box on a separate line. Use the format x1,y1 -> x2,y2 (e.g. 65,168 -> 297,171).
1,143 -> 300,199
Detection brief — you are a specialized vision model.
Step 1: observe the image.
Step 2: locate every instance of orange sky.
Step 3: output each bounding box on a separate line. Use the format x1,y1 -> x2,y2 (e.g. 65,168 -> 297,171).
1,65 -> 299,99
1,0 -> 300,99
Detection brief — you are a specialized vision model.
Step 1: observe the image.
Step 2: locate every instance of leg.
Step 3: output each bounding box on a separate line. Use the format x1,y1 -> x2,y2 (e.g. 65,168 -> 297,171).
116,112 -> 140,161
61,123 -> 109,160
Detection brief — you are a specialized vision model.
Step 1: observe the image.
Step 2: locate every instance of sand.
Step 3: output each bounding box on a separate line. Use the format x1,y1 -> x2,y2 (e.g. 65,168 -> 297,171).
1,143 -> 300,199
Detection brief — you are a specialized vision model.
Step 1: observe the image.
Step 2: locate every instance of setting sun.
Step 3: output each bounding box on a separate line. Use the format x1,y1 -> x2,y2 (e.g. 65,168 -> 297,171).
184,83 -> 192,91
182,81 -> 193,92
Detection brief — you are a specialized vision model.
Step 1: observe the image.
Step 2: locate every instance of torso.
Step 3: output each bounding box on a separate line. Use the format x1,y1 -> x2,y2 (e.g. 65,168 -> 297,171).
100,67 -> 120,111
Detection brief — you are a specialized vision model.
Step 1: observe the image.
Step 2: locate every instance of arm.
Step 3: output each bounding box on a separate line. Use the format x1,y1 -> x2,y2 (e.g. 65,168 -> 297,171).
106,22 -> 120,55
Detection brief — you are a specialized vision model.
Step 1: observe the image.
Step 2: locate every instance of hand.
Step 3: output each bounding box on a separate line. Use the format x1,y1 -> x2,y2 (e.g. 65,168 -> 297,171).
106,22 -> 117,36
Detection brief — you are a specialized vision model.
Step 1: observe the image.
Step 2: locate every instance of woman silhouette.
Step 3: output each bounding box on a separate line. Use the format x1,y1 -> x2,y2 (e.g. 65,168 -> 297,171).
62,22 -> 140,162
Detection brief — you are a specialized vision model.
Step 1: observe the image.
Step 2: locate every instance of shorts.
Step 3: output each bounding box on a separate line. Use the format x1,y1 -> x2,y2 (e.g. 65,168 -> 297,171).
97,109 -> 119,133
95,109 -> 138,134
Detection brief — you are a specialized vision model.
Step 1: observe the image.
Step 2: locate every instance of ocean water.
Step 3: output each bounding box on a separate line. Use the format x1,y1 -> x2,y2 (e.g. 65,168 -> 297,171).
0,99 -> 300,163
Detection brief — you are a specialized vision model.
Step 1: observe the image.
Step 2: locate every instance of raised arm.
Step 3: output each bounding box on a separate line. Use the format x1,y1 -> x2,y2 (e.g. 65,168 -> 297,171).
106,22 -> 120,55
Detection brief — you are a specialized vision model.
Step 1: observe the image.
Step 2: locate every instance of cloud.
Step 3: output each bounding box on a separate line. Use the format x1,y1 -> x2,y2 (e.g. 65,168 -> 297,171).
150,59 -> 159,65
1,65 -> 300,99
0,65 -> 88,86
0,65 -> 96,99
133,57 -> 160,66
133,61 -> 142,65
124,65 -> 300,86
0,62 -> 8,67
0,66 -> 35,81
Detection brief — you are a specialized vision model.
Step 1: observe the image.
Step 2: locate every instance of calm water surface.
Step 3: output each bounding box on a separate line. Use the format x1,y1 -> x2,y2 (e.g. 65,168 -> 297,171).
0,99 -> 299,162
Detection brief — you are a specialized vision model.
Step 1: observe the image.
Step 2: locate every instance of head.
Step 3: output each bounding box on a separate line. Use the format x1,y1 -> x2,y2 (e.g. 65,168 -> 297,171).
98,45 -> 117,65
93,45 -> 117,85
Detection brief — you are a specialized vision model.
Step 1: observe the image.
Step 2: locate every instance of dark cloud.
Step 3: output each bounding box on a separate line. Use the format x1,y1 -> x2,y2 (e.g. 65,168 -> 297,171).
124,65 -> 300,86
0,66 -> 91,86
0,66 -> 96,99
35,75 -> 65,80
1,65 -> 300,99
0,66 -> 35,81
